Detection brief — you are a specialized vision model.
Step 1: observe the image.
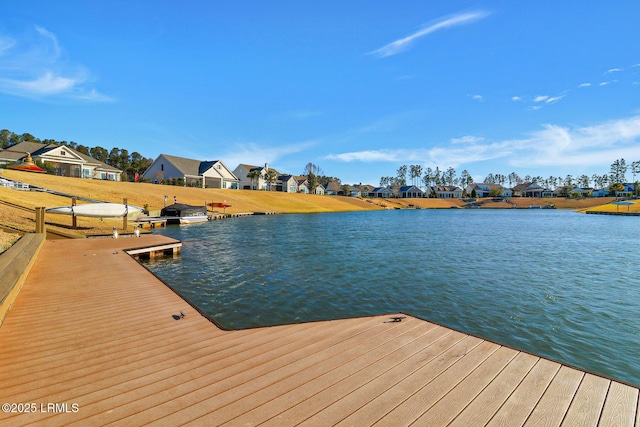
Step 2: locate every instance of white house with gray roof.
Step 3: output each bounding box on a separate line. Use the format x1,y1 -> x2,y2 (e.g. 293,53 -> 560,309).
142,154 -> 238,189
0,141 -> 122,180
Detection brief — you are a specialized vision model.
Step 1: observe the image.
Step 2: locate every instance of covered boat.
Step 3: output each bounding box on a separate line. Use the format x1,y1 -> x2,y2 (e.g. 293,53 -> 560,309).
160,203 -> 208,224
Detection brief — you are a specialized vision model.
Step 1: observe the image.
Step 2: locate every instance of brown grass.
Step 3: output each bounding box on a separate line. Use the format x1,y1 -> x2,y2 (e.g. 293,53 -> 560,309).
579,199 -> 640,213
0,169 -> 383,236
0,169 -> 627,238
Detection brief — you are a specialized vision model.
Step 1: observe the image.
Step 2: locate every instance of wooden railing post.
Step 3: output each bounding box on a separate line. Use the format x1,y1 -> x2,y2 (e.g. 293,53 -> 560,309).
35,207 -> 46,234
72,197 -> 77,229
123,198 -> 128,231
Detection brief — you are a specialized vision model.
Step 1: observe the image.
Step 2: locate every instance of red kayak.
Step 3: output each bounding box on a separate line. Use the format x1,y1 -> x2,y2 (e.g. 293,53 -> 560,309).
207,202 -> 232,208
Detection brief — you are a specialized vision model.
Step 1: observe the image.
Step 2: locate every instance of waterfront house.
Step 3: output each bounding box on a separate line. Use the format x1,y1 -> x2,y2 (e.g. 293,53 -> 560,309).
143,154 -> 239,189
233,163 -> 282,190
616,183 -> 636,197
276,175 -> 298,193
0,141 -> 122,180
311,182 -> 325,195
295,176 -> 309,193
323,181 -> 343,196
398,185 -> 424,198
369,187 -> 393,198
513,182 -> 552,198
432,185 -> 463,198
351,184 -> 373,197
465,183 -> 512,198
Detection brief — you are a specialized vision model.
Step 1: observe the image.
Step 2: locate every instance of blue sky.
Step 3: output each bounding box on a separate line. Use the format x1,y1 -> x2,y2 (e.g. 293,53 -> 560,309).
2,1 -> 640,186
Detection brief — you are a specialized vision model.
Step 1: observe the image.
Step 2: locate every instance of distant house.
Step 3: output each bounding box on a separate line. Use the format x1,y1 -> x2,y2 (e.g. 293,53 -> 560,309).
142,154 -> 238,188
352,184 -> 374,197
0,141 -> 122,181
524,183 -> 552,198
398,185 -> 424,198
323,181 -> 343,196
616,183 -> 636,197
295,176 -> 309,194
465,183 -> 511,198
554,186 -> 594,198
591,189 -> 610,197
233,163 -> 282,190
432,185 -> 463,198
513,182 -> 552,198
276,175 -> 298,193
369,187 -> 393,198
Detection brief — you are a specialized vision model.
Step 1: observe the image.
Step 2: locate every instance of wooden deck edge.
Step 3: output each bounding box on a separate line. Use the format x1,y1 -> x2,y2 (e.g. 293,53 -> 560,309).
0,233 -> 46,327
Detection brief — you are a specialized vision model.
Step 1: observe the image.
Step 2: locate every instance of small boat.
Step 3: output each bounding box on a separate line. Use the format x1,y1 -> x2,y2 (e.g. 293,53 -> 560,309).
46,203 -> 143,218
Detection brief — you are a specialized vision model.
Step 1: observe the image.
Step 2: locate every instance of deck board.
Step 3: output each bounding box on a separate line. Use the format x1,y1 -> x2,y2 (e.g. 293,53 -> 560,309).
0,236 -> 638,426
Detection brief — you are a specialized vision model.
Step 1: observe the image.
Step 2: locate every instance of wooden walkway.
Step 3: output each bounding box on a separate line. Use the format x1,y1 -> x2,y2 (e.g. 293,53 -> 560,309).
0,236 -> 639,426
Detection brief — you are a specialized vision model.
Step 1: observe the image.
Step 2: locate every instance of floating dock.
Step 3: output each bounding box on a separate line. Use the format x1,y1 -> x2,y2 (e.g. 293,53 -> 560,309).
0,236 -> 638,425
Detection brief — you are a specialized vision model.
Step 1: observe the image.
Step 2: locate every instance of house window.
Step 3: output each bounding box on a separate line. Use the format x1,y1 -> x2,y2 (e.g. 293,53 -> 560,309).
161,164 -> 164,171
61,150 -> 66,156
217,164 -> 221,169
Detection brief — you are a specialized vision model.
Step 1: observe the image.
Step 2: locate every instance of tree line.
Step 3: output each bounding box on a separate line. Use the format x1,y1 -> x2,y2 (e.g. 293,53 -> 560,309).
381,158 -> 640,192
0,129 -> 153,181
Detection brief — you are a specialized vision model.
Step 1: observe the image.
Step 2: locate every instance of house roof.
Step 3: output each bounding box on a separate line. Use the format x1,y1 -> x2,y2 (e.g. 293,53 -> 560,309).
324,181 -> 342,193
294,175 -> 308,185
1,142 -> 121,172
238,163 -> 282,176
159,154 -> 207,176
434,185 -> 461,191
399,185 -> 423,192
469,183 -> 504,190
157,154 -> 236,179
0,141 -> 58,161
512,182 -> 532,192
370,187 -> 392,193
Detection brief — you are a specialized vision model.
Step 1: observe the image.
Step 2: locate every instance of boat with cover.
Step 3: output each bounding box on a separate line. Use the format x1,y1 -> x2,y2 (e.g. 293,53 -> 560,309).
160,203 -> 209,224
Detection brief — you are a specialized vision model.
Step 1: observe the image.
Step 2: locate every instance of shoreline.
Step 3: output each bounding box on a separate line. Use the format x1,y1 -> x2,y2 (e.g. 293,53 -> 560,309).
0,168 -> 629,239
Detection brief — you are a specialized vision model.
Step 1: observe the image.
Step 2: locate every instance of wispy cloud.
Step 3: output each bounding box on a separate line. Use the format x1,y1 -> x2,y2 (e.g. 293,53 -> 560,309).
0,25 -> 113,101
369,10 -> 491,58
605,68 -> 623,74
451,135 -> 484,144
470,94 -> 484,102
578,83 -> 591,88
324,115 -> 640,172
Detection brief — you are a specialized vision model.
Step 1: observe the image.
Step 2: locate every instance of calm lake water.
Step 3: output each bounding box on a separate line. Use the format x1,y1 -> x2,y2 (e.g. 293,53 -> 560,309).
142,209 -> 640,386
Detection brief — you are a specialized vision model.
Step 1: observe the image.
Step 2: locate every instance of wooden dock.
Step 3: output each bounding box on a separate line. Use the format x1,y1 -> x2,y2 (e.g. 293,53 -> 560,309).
1,236 -> 639,426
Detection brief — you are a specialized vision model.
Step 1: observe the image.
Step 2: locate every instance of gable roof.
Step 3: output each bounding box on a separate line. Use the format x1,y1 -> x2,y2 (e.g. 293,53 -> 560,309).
155,154 -> 232,177
0,142 -> 121,172
399,185 -> 423,192
237,163 -> 282,176
159,154 -> 204,176
0,141 -> 58,161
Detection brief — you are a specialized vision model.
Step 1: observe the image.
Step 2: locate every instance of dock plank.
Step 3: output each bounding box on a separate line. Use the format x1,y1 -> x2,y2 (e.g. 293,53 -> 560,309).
449,352 -> 539,427
561,374 -> 610,427
599,381 -> 639,427
0,236 -> 639,426
523,365 -> 584,426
